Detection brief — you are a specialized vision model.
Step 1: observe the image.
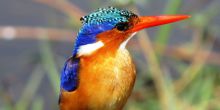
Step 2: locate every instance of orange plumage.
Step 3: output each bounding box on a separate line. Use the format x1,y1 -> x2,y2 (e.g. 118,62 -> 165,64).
60,49 -> 135,110
60,29 -> 136,110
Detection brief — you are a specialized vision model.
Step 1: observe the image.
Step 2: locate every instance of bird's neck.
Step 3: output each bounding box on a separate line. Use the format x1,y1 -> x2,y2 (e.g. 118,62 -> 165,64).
75,29 -> 134,57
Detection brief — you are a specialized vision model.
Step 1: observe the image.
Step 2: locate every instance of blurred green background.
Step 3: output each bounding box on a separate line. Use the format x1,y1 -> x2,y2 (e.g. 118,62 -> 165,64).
0,0 -> 220,110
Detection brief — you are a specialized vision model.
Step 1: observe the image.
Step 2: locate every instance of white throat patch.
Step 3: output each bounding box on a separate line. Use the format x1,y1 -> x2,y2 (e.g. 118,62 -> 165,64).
119,32 -> 136,49
77,32 -> 136,57
77,41 -> 104,57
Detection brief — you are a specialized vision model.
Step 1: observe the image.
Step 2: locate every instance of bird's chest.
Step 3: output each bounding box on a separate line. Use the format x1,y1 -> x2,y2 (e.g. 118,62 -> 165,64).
79,49 -> 136,110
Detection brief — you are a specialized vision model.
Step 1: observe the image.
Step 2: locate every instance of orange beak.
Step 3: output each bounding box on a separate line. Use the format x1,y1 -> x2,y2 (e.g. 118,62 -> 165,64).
129,15 -> 190,33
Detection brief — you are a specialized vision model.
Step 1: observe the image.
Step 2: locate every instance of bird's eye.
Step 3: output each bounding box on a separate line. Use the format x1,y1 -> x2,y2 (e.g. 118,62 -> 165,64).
115,22 -> 130,31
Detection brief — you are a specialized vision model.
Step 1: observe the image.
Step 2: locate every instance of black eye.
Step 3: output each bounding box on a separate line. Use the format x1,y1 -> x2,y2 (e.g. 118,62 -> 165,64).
115,22 -> 130,31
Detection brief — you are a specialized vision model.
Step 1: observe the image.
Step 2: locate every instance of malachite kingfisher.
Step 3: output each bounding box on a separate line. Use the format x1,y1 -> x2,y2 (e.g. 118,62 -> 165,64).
59,6 -> 189,110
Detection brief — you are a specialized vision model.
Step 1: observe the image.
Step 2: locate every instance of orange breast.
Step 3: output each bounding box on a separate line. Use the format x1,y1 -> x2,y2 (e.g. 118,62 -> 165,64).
59,48 -> 136,110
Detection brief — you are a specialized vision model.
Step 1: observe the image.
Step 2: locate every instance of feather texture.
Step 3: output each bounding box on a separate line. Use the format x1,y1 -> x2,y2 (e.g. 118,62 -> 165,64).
59,48 -> 136,110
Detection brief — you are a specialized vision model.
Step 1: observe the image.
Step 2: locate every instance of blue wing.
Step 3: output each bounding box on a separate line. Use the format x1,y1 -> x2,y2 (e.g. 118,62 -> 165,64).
60,57 -> 80,92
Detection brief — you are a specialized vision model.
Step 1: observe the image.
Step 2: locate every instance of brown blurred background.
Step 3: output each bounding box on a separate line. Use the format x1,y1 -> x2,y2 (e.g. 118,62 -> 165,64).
0,0 -> 220,110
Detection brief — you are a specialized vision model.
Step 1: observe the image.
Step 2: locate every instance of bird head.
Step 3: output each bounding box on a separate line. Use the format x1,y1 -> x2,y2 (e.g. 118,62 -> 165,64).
73,7 -> 189,57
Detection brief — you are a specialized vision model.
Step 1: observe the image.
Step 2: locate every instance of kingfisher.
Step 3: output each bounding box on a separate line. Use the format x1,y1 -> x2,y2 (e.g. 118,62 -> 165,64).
59,6 -> 189,110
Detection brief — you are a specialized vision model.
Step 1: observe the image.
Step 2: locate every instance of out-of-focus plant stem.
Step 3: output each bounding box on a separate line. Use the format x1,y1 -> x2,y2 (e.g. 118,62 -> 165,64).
137,30 -> 180,110
174,3 -> 219,93
34,0 -> 85,27
0,26 -> 74,41
133,6 -> 178,110
137,29 -> 165,110
155,0 -> 182,53
198,76 -> 214,110
38,32 -> 60,95
15,64 -> 44,110
174,29 -> 213,94
32,97 -> 44,110
34,0 -> 84,19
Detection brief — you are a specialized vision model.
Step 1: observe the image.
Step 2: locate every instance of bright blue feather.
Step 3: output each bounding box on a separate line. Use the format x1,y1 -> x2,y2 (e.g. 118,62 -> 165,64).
60,57 -> 79,91
72,22 -> 116,55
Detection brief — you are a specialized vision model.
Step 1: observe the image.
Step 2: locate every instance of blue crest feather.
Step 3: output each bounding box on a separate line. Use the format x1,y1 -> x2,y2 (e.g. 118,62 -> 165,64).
72,6 -> 136,56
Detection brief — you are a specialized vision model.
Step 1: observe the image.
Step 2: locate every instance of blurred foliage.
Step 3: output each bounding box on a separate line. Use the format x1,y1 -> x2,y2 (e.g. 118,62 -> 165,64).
0,0 -> 220,110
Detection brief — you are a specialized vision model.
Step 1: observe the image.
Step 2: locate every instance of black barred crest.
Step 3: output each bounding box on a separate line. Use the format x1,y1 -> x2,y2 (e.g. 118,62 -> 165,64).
80,6 -> 137,25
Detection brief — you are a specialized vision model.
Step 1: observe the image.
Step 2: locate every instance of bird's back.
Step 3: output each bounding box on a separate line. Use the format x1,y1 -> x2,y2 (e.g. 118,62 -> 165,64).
59,48 -> 136,110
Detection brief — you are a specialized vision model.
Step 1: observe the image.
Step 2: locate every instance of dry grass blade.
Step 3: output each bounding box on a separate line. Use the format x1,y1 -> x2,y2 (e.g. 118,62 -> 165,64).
34,0 -> 85,18
174,28 -> 214,94
0,26 -> 74,42
38,31 -> 60,95
0,26 -> 219,66
137,30 -> 168,109
162,46 -> 220,65
132,6 -> 173,110
15,64 -> 44,110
